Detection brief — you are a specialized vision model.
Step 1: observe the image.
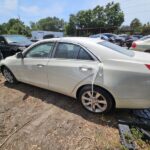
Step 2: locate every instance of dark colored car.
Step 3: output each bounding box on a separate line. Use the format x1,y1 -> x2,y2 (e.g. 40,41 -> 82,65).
43,34 -> 55,39
132,35 -> 143,39
125,36 -> 139,49
0,35 -> 32,59
89,34 -> 110,41
125,35 -> 143,49
103,33 -> 125,46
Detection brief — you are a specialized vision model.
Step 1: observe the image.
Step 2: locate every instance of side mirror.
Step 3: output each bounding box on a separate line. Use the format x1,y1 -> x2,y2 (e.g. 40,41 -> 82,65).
16,52 -> 23,59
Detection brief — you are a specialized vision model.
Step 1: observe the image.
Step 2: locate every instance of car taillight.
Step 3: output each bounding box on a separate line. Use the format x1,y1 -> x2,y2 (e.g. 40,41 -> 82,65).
131,42 -> 136,48
145,64 -> 150,70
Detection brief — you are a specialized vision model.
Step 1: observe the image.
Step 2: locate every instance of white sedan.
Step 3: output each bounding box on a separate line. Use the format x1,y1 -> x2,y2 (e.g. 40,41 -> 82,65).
131,35 -> 150,52
0,37 -> 150,113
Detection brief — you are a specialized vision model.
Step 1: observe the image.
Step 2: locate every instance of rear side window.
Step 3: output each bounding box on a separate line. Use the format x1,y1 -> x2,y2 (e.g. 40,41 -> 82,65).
78,48 -> 93,60
54,43 -> 93,60
54,43 -> 80,59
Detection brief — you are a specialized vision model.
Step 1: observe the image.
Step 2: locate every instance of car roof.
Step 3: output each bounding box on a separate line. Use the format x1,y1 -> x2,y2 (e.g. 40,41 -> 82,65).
31,37 -> 132,61
40,37 -> 104,44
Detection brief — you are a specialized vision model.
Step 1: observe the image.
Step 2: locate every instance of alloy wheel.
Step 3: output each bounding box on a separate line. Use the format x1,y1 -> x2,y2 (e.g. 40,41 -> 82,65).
81,90 -> 107,113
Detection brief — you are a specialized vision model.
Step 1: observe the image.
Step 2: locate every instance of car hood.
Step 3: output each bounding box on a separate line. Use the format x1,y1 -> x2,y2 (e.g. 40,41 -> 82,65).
9,42 -> 32,47
132,51 -> 150,63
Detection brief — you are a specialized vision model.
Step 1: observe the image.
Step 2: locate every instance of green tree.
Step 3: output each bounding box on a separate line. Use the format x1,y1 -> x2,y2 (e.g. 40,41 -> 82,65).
31,17 -> 65,32
66,2 -> 124,36
0,19 -> 31,36
105,2 -> 124,28
142,22 -> 150,35
65,14 -> 77,36
93,6 -> 106,27
130,18 -> 142,33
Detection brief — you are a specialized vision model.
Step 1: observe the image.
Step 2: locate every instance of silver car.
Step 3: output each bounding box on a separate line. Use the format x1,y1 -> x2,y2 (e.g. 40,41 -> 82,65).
0,37 -> 150,113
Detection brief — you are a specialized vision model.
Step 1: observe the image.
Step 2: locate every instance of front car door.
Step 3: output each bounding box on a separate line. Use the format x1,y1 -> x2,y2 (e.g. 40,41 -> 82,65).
47,42 -> 102,95
19,42 -> 55,88
0,36 -> 9,59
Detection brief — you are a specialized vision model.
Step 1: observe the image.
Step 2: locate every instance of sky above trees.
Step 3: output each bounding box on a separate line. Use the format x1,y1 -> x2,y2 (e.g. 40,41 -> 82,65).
0,0 -> 150,25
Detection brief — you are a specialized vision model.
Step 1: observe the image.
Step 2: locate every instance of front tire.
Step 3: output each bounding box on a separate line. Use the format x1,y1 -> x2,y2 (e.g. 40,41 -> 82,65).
78,86 -> 114,114
2,67 -> 17,84
145,50 -> 150,53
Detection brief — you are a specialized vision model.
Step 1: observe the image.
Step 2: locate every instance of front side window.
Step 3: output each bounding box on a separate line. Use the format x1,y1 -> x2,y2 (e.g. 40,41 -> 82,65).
25,42 -> 55,58
54,43 -> 80,59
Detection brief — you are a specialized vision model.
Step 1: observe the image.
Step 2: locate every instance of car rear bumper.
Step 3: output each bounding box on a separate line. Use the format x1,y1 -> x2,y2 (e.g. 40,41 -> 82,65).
116,99 -> 150,109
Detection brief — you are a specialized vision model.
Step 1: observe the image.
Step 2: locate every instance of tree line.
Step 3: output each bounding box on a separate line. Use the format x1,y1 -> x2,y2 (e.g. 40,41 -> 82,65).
0,2 -> 150,37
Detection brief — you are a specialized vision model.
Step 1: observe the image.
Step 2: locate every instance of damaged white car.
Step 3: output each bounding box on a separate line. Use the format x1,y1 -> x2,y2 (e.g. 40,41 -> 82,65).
0,37 -> 150,113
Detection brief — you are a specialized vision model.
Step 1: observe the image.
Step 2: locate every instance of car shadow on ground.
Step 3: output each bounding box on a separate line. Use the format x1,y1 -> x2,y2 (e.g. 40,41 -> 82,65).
4,81 -> 132,128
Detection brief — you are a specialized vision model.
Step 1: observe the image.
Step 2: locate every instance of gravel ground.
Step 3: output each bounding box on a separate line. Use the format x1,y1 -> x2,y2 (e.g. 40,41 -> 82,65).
0,74 -> 149,150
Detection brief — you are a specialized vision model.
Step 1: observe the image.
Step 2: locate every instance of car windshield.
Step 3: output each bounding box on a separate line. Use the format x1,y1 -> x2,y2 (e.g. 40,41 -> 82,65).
98,41 -> 134,57
5,35 -> 31,44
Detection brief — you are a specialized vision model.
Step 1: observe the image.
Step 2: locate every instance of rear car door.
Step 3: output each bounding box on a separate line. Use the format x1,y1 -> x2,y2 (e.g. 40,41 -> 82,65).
47,42 -> 102,95
19,42 -> 55,88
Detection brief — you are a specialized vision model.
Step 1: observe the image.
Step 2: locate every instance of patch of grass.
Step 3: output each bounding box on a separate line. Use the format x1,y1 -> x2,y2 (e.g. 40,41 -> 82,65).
131,127 -> 150,149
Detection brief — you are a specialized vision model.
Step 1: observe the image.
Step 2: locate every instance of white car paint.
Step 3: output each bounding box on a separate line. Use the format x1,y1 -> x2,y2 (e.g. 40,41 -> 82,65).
130,36 -> 150,52
0,37 -> 150,109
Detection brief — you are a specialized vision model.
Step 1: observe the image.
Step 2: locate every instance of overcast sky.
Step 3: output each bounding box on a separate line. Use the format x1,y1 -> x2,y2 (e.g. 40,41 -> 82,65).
0,0 -> 150,26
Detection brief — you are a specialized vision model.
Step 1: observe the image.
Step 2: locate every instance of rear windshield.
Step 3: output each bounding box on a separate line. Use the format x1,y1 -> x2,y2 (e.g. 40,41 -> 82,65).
98,41 -> 134,57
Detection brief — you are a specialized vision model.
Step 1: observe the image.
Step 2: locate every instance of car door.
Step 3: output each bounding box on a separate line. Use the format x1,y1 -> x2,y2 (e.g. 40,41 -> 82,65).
0,36 -> 9,58
47,42 -> 102,95
19,42 -> 55,88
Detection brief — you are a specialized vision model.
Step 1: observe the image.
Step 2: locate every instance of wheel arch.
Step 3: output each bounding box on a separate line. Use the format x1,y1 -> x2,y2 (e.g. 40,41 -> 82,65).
145,50 -> 150,53
76,84 -> 116,108
0,65 -> 12,75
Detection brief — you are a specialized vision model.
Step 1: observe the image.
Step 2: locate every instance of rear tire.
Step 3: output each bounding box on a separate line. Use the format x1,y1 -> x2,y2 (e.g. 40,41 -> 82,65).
78,86 -> 114,114
2,67 -> 17,84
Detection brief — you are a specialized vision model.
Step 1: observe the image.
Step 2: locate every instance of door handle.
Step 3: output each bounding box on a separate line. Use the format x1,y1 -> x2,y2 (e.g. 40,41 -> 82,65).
37,64 -> 45,68
79,66 -> 93,72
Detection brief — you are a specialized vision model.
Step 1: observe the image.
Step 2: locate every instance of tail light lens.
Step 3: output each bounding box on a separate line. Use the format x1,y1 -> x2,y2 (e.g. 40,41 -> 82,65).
145,64 -> 150,70
132,42 -> 136,48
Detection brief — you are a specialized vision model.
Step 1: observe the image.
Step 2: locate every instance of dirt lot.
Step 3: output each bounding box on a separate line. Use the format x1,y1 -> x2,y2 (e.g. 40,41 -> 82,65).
0,73 -> 149,150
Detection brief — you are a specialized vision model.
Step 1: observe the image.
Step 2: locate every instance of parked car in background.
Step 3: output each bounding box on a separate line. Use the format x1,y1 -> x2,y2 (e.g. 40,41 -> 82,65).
130,35 -> 150,52
125,36 -> 138,49
118,34 -> 129,41
103,33 -> 125,46
125,35 -> 143,49
89,34 -> 109,41
1,37 -> 150,114
132,34 -> 143,39
31,30 -> 64,42
0,50 -> 3,60
0,35 -> 32,59
43,34 -> 55,39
